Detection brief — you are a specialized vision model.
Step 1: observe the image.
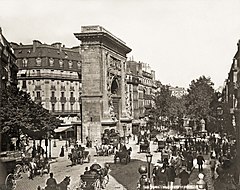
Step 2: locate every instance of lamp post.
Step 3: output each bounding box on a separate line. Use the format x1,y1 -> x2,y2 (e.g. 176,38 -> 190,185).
146,153 -> 153,179
123,124 -> 127,145
196,173 -> 206,190
216,105 -> 223,138
49,135 -> 53,159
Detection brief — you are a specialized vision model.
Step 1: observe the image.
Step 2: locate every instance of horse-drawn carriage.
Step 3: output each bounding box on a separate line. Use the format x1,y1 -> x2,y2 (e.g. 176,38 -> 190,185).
157,140 -> 166,152
95,145 -> 114,156
114,145 -> 132,164
28,157 -> 50,179
0,150 -> 32,190
79,163 -> 110,190
139,138 -> 150,153
68,145 -> 91,166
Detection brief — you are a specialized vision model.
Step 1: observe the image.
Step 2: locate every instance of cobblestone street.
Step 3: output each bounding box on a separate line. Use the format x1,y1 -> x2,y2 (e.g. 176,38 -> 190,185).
15,137 -> 215,190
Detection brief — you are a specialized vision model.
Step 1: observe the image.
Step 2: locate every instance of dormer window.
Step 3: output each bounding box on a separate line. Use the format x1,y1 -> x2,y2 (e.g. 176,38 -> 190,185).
69,61 -> 73,69
22,58 -> 28,67
49,58 -> 54,67
77,61 -> 81,69
59,59 -> 63,67
36,57 -> 41,66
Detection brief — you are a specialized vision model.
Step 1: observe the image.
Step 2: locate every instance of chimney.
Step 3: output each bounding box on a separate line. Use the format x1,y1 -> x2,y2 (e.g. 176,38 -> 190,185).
51,42 -> 62,51
33,40 -> 41,52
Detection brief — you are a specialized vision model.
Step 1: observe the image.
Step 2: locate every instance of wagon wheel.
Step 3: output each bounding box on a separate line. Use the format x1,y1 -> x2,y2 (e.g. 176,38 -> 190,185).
5,174 -> 16,190
22,164 -> 29,173
87,155 -> 91,163
101,174 -> 109,189
93,179 -> 101,190
14,164 -> 23,180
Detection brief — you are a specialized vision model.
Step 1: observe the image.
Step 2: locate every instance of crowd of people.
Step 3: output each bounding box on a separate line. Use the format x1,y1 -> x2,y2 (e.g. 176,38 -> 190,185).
142,132 -> 238,189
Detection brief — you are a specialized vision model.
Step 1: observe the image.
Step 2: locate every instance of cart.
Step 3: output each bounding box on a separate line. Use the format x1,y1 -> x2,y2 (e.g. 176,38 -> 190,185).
68,147 -> 91,165
157,140 -> 166,152
0,158 -> 17,190
79,165 -> 109,189
139,139 -> 150,153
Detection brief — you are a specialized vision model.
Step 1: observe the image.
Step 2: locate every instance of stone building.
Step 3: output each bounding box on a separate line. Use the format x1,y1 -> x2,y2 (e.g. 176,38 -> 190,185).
0,28 -> 18,152
11,41 -> 82,140
126,60 -> 157,135
169,86 -> 187,98
0,28 -> 18,104
0,29 -> 18,186
74,26 -> 132,144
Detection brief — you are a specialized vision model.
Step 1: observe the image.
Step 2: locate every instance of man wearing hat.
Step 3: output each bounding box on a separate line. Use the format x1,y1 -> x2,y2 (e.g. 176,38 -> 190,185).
178,166 -> 190,189
152,161 -> 167,186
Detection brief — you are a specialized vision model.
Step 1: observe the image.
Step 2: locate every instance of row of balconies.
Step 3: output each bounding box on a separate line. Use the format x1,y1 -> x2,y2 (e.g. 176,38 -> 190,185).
18,72 -> 81,81
35,96 -> 80,103
34,85 -> 79,91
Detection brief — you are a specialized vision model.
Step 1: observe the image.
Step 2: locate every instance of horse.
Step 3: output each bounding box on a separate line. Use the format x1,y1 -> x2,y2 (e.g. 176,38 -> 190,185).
68,149 -> 78,165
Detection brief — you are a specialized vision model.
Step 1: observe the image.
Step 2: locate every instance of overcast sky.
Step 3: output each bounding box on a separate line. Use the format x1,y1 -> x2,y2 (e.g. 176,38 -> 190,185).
1,0 -> 240,89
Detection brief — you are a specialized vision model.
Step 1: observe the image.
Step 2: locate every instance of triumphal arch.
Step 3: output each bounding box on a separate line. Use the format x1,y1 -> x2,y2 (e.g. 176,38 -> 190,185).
74,26 -> 132,144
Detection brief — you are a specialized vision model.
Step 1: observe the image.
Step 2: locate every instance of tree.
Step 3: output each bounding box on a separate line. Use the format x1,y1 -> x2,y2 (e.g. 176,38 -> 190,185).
0,86 -> 61,140
185,76 -> 216,131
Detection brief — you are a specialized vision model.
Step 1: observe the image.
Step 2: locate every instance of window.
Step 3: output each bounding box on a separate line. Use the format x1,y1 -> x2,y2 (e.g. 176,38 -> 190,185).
51,91 -> 55,97
62,104 -> 65,112
70,92 -> 73,97
22,80 -> 27,89
49,58 -> 54,66
59,59 -> 63,67
52,104 -> 55,112
22,58 -> 28,67
36,91 -> 40,98
70,104 -> 74,112
77,62 -> 81,69
36,70 -> 40,76
69,61 -> 73,69
36,58 -> 41,66
61,92 -> 64,97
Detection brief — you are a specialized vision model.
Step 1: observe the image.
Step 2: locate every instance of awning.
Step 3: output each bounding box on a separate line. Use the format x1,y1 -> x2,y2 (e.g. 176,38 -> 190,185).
54,126 -> 74,133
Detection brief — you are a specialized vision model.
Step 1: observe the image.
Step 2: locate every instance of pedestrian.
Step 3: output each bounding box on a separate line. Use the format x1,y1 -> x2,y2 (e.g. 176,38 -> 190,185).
209,156 -> 216,179
196,152 -> 205,172
45,172 -> 57,190
178,166 -> 190,190
186,151 -> 194,172
32,145 -> 36,158
166,163 -> 176,190
153,162 -> 167,186
59,146 -> 64,157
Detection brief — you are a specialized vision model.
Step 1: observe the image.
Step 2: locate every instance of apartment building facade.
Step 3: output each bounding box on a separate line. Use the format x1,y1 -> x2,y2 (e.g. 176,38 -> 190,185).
12,41 -> 82,140
126,60 -> 157,135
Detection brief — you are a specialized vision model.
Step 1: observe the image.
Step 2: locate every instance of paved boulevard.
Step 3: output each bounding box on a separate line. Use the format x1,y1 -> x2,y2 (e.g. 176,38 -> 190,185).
16,135 -> 214,190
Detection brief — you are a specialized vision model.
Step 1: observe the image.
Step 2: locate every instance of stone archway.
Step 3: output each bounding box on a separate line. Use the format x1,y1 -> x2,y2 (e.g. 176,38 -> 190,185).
74,25 -> 131,143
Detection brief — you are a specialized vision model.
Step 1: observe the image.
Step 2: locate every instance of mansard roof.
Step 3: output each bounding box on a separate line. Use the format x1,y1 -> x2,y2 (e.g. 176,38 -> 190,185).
11,42 -> 81,61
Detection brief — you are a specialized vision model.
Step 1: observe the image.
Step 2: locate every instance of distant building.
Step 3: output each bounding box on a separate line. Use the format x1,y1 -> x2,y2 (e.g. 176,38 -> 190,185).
126,60 -> 157,135
0,28 -> 18,152
11,41 -> 82,140
169,86 -> 187,98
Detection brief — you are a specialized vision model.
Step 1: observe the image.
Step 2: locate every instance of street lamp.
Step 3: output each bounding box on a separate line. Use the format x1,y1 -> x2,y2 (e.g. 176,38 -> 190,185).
216,105 -> 224,137
146,153 -> 153,179
196,173 -> 206,190
123,124 -> 127,145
